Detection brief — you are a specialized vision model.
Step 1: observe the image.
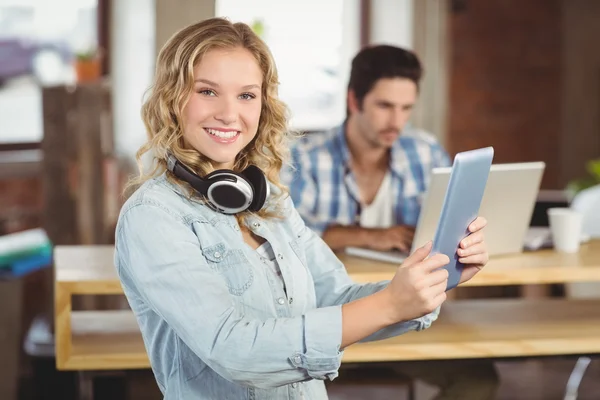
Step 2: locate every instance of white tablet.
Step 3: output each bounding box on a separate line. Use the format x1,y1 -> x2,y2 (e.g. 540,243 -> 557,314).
433,147 -> 494,290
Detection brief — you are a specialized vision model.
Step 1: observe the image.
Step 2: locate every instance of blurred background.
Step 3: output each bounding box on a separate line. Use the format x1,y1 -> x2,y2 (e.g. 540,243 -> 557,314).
1,0 -> 599,399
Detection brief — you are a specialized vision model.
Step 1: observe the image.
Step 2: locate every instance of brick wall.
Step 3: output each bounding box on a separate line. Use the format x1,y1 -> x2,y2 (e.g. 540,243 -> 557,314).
448,0 -> 563,189
0,175 -> 49,397
560,0 -> 600,186
0,177 -> 42,235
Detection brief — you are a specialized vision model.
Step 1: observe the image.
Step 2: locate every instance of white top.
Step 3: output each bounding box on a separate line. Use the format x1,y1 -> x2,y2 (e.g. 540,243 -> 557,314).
359,171 -> 394,228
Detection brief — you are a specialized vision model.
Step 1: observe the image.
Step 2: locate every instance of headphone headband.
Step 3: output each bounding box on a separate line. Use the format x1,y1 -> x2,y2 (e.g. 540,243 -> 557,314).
167,154 -> 212,194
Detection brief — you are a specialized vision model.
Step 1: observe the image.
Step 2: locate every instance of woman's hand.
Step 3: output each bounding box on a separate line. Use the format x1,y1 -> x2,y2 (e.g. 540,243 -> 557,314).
383,241 -> 450,323
458,216 -> 489,284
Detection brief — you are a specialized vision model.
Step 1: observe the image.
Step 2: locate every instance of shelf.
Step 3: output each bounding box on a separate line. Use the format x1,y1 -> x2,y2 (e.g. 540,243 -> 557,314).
56,299 -> 600,370
343,298 -> 600,362
59,310 -> 149,370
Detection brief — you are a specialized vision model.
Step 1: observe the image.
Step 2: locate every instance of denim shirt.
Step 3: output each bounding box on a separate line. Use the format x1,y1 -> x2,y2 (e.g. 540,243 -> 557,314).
114,173 -> 439,400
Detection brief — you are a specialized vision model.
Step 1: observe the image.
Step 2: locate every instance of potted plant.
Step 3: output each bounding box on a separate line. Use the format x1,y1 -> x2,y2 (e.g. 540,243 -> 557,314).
74,48 -> 101,83
567,158 -> 600,197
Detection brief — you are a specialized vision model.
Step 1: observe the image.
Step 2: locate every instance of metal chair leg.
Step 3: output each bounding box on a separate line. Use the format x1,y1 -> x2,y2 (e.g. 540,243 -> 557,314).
564,357 -> 592,400
406,379 -> 415,400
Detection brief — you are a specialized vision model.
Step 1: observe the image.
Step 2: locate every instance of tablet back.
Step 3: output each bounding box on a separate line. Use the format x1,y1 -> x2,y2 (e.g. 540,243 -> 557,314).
432,147 -> 494,290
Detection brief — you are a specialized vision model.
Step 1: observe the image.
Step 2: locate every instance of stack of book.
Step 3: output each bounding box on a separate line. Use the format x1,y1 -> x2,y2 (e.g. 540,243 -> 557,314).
0,229 -> 52,279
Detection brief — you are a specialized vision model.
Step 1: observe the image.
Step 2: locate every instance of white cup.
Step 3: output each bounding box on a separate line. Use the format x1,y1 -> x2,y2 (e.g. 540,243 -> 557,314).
547,208 -> 583,253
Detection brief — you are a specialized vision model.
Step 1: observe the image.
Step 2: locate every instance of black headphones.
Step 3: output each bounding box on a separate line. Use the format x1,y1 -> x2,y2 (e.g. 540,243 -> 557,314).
167,154 -> 270,214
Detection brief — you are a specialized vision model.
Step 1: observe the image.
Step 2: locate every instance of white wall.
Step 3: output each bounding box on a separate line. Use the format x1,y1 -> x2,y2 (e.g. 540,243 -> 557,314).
370,0 -> 413,48
215,0 -> 359,130
110,0 -> 156,160
369,0 -> 449,144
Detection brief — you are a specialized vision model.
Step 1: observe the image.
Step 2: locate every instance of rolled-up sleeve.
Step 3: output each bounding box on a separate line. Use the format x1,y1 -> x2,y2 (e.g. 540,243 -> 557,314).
291,307 -> 343,377
115,203 -> 342,388
362,305 -> 440,342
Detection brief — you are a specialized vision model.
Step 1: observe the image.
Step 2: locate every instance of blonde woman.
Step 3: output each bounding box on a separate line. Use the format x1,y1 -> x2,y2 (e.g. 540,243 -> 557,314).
115,17 -> 490,399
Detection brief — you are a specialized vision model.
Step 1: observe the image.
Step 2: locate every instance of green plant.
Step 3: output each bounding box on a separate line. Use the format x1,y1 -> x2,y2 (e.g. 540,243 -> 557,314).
567,158 -> 600,195
75,49 -> 98,62
251,19 -> 265,38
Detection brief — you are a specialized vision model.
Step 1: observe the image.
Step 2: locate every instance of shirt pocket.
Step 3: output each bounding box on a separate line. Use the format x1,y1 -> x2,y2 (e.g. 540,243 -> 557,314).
203,242 -> 254,296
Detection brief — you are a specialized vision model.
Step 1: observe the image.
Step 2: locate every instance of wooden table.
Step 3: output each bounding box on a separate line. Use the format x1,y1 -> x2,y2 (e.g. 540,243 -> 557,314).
338,239 -> 600,286
54,240 -> 600,371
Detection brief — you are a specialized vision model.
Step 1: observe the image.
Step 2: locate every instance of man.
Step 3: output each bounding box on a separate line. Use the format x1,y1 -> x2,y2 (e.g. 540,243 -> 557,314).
282,45 -> 499,400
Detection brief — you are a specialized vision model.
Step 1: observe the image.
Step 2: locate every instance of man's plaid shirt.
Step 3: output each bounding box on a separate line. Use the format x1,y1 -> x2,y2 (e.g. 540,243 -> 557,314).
281,123 -> 451,236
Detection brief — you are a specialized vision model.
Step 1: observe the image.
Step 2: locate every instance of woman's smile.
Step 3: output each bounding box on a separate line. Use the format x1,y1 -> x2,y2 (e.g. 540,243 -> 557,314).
204,127 -> 241,144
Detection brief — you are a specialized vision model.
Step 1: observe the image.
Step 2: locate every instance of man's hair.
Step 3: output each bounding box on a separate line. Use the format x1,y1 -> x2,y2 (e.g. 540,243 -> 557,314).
347,45 -> 423,111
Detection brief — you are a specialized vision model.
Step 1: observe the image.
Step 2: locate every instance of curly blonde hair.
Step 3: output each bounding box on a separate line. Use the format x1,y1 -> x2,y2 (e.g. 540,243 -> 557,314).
129,17 -> 292,221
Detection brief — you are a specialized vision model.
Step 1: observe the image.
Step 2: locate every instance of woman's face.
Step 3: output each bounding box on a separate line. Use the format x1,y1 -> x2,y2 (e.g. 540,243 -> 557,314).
182,47 -> 263,170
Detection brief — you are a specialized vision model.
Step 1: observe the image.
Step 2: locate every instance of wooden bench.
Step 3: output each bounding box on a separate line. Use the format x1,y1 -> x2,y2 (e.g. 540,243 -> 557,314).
58,298 -> 600,371
54,240 -> 600,370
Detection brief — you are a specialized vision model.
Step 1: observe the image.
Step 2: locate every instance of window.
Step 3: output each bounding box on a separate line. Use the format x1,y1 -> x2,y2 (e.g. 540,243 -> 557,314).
216,0 -> 360,131
0,0 -> 98,143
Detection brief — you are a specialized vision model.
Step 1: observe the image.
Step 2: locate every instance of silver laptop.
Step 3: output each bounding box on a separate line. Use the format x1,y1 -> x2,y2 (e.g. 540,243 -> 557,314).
345,161 -> 546,262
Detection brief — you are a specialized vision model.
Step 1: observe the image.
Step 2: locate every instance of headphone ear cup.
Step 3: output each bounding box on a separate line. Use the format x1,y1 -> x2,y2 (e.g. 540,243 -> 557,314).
202,169 -> 254,214
241,165 -> 268,212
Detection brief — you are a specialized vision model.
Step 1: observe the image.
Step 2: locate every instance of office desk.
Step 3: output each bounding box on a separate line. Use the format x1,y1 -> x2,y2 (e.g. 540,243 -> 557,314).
55,240 -> 600,295
338,239 -> 600,286
54,240 -> 600,371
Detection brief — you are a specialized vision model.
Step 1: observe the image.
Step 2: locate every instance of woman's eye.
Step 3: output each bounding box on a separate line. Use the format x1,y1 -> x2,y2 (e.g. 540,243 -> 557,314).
198,89 -> 216,96
239,93 -> 256,100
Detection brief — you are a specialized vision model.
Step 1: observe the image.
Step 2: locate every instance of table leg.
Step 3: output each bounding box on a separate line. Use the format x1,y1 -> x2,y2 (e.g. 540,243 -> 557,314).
78,371 -> 94,400
0,278 -> 23,400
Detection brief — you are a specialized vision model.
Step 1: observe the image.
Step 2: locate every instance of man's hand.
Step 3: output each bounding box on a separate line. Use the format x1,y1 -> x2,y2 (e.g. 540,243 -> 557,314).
458,216 -> 489,284
322,224 -> 415,252
369,225 -> 415,252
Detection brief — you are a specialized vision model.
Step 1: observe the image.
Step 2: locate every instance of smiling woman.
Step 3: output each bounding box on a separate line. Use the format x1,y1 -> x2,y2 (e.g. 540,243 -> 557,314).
114,16 -> 491,400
